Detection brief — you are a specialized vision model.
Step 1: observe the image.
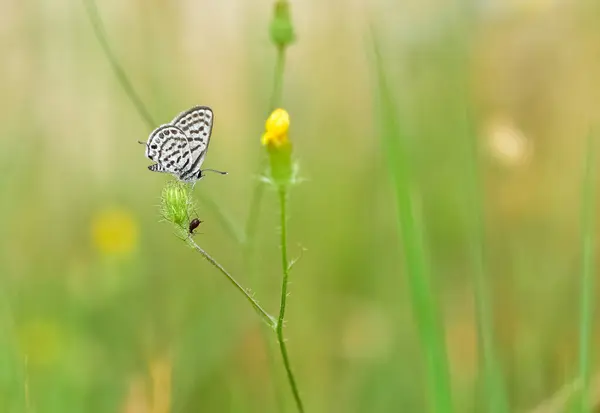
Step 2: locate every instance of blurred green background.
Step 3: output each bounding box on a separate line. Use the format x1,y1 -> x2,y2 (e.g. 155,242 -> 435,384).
2,0 -> 600,412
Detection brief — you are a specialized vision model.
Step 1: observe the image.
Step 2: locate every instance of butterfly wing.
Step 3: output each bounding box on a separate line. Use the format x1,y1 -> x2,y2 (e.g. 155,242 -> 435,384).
170,106 -> 214,181
145,125 -> 193,175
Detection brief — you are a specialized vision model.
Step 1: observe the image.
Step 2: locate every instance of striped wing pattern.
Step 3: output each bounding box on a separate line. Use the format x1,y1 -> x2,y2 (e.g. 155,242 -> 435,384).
170,106 -> 213,181
144,106 -> 214,182
145,125 -> 192,175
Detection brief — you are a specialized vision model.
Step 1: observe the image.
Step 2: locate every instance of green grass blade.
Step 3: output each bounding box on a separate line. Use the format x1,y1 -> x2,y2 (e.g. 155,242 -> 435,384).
447,2 -> 509,407
438,7 -> 510,412
370,31 -> 453,413
458,81 -> 509,413
576,131 -> 596,413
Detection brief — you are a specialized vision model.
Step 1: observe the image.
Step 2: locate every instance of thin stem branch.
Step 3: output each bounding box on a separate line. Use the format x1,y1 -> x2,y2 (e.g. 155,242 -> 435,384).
187,238 -> 276,330
276,189 -> 304,413
238,41 -> 291,413
82,0 -> 155,129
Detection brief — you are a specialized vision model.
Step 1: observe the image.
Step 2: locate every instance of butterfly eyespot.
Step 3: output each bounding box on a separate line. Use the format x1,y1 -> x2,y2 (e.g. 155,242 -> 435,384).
181,120 -> 186,125
165,130 -> 170,136
151,144 -> 157,149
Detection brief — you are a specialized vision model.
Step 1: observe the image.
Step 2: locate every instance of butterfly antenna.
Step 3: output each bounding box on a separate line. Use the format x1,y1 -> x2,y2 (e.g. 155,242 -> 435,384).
202,169 -> 228,175
137,141 -> 147,145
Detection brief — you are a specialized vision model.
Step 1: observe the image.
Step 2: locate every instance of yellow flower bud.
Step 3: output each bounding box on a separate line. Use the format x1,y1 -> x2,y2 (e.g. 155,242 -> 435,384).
262,108 -> 293,188
261,108 -> 290,147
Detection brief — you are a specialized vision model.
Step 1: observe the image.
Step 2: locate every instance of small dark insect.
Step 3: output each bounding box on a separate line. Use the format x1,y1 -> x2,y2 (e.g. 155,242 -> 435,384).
188,218 -> 202,235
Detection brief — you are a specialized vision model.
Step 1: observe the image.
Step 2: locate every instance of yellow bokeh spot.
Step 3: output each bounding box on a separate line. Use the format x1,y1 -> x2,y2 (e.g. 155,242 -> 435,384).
91,207 -> 138,255
261,108 -> 290,147
18,319 -> 63,367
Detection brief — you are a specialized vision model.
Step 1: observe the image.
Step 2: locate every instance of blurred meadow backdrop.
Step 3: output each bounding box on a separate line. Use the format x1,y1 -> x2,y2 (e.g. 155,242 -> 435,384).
2,0 -> 600,412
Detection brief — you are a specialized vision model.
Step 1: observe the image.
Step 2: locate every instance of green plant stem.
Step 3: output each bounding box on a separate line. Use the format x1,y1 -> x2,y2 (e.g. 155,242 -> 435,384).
465,117 -> 507,412
243,43 -> 288,255
187,238 -> 276,330
275,188 -> 304,413
243,44 -> 288,256
82,0 -> 155,129
237,40 -> 290,413
244,28 -> 289,253
371,30 -> 453,413
576,132 -> 596,413
270,47 -> 287,111
449,6 -> 507,408
242,44 -> 287,252
461,89 -> 508,413
265,330 -> 286,413
242,45 -> 287,249
242,179 -> 284,412
243,178 -> 282,413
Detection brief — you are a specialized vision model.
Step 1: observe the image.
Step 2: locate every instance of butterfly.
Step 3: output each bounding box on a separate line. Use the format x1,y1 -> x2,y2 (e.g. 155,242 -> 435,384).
140,106 -> 226,184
